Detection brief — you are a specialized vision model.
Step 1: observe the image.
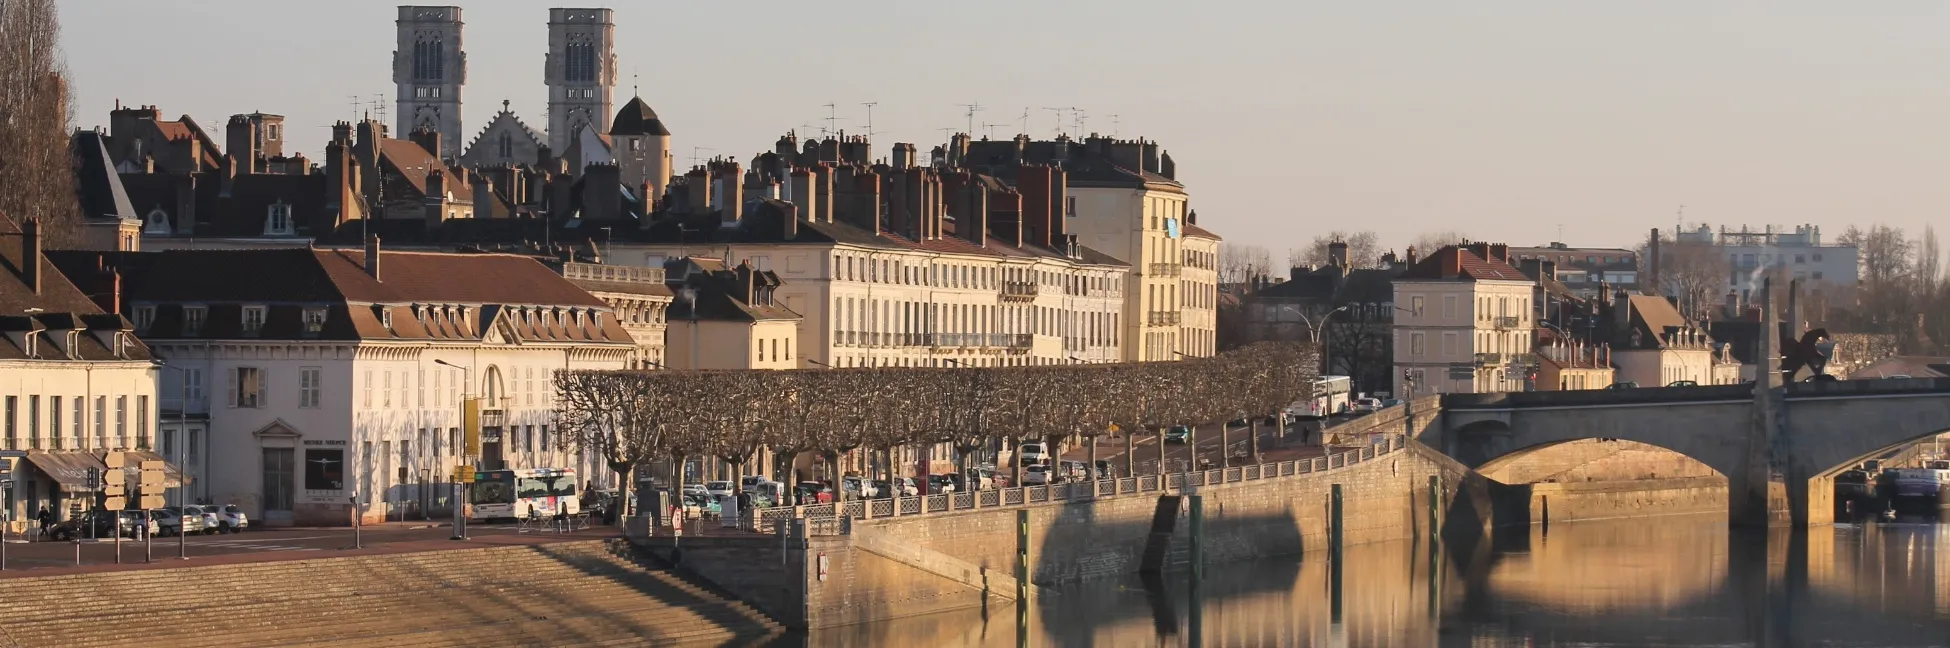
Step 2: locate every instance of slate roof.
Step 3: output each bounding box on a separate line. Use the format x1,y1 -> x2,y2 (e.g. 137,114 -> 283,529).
0,210 -> 151,361
72,130 -> 140,223
609,96 -> 671,136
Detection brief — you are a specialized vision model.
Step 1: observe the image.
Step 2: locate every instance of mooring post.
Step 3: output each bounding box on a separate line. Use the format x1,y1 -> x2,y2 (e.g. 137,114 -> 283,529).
1428,475 -> 1441,547
1016,508 -> 1030,648
1330,483 -> 1344,626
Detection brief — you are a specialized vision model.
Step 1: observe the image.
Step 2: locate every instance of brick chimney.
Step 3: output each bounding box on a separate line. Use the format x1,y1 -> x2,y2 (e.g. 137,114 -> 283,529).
364,234 -> 382,281
424,169 -> 447,227
409,126 -> 442,163
20,218 -> 41,294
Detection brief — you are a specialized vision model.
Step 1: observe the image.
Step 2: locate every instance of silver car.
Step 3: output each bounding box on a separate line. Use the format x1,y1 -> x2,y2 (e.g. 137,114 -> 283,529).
183,506 -> 221,535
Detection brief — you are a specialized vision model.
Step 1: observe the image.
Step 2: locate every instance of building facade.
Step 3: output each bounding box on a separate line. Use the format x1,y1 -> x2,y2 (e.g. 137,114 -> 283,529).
1,214 -> 164,527
1678,224 -> 1859,303
558,261 -> 670,370
1179,225 -> 1221,358
1509,243 -> 1638,299
53,244 -> 633,526
1393,244 -> 1535,396
544,8 -> 616,154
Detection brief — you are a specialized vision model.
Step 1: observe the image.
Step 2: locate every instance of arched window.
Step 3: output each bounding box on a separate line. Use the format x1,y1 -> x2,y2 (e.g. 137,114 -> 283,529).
482,365 -> 505,407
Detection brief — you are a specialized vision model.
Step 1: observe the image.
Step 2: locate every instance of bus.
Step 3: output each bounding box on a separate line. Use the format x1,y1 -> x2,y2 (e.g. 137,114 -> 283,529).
468,468 -> 581,521
1286,375 -> 1353,418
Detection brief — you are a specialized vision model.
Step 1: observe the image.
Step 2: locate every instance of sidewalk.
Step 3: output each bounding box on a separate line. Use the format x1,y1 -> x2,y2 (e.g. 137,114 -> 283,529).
0,527 -> 621,580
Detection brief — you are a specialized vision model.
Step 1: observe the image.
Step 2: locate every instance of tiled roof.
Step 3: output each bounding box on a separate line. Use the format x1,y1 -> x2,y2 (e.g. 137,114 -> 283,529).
1182,223 -> 1221,240
1397,245 -> 1530,282
47,248 -> 628,346
0,212 -> 104,317
0,211 -> 152,361
379,139 -> 446,196
1626,294 -> 1688,345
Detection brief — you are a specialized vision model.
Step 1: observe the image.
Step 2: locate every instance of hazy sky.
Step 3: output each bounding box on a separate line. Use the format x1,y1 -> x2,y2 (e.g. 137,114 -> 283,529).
58,1 -> 1950,257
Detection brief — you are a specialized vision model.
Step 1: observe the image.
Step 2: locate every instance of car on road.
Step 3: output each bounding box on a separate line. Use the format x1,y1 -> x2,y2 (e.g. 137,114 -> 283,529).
1350,398 -> 1384,413
206,504 -> 248,533
881,477 -> 919,498
49,510 -> 155,540
703,481 -> 735,498
681,483 -> 709,498
842,476 -> 879,498
1022,464 -> 1053,486
794,481 -> 835,504
1606,381 -> 1639,390
1016,443 -> 1050,466
1057,461 -> 1089,481
148,509 -> 188,537
1164,425 -> 1193,444
1666,380 -> 1699,387
183,506 -> 222,535
159,506 -> 205,536
1803,374 -> 1839,383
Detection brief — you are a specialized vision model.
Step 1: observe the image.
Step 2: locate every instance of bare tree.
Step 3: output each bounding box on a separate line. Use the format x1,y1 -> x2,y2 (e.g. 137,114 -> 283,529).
1638,233 -> 1727,322
0,0 -> 81,246
1840,224 -> 1916,334
1218,244 -> 1274,287
1407,231 -> 1466,258
1292,231 -> 1381,269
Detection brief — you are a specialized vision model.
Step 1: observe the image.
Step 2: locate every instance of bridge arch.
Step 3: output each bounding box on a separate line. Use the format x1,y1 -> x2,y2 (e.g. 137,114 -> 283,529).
1438,400 -> 1749,481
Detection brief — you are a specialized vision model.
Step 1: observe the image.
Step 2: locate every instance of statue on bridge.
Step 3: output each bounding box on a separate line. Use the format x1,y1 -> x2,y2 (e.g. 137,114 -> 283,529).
1779,327 -> 1830,381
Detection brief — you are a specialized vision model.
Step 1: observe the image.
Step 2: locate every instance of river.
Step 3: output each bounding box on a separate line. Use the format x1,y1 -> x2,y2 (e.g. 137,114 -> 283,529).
800,514 -> 1950,647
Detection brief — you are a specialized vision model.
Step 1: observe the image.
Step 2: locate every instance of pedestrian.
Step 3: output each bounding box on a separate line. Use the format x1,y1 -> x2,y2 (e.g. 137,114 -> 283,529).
35,505 -> 52,541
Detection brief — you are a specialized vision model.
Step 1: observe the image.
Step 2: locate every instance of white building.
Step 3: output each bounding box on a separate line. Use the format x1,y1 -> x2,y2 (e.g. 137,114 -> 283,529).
68,242 -> 633,526
2,216 -> 166,527
1678,224 -> 1859,302
1392,244 -> 1536,395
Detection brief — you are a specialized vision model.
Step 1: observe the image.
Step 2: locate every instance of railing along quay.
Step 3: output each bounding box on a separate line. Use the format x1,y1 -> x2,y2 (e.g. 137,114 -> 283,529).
744,435 -> 1409,534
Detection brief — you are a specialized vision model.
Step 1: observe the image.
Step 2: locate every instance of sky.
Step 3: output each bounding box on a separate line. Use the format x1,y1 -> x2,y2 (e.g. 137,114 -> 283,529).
57,1 -> 1950,258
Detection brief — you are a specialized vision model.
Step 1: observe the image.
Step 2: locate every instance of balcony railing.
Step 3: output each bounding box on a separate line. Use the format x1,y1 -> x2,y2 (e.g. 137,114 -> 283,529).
1494,316 -> 1520,329
1474,352 -> 1502,366
1000,281 -> 1039,302
561,262 -> 666,285
1149,263 -> 1184,277
1148,311 -> 1182,326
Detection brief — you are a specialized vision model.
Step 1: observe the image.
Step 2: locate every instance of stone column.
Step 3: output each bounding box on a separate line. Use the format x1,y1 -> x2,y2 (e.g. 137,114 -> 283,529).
1732,279 -> 1790,528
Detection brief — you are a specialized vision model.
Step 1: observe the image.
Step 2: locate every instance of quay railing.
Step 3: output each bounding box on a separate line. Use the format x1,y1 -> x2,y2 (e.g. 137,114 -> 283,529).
729,434 -> 1409,533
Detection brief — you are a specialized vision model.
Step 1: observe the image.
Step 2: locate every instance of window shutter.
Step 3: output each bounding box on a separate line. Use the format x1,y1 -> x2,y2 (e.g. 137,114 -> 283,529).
259,368 -> 268,408
226,369 -> 237,409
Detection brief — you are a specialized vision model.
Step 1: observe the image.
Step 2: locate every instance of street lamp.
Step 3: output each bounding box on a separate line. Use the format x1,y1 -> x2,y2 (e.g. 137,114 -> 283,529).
1297,305 -> 1349,377
678,285 -> 699,370
432,359 -> 471,540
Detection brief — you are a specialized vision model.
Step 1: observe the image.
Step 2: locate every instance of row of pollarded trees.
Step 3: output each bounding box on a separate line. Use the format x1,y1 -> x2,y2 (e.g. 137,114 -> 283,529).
553,342 -> 1318,489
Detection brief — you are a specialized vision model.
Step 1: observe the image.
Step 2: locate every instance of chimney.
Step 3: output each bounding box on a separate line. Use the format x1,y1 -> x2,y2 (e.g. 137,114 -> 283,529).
780,201 -> 799,240
775,132 -> 798,159
812,164 -> 835,223
1649,228 -> 1662,296
218,154 -> 237,197
789,168 -> 817,223
173,174 -> 197,235
1613,286 -> 1631,344
686,167 -> 710,216
96,266 -> 122,315
1405,245 -> 1419,266
225,115 -> 258,174
473,175 -> 496,219
960,174 -> 988,245
1489,243 -> 1508,263
1447,247 -> 1463,278
1160,151 -> 1176,180
1141,141 -> 1160,174
891,143 -> 916,171
1047,167 -> 1067,248
424,169 -> 447,227
331,121 -> 353,145
20,218 -> 41,293
364,235 -> 382,281
409,126 -> 442,163
720,161 -> 745,226
988,185 -> 1023,248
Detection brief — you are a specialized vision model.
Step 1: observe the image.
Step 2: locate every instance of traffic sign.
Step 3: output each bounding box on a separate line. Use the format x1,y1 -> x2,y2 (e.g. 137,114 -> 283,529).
139,494 -> 165,509
84,467 -> 101,490
102,452 -> 125,469
0,450 -> 25,458
453,466 -> 476,483
139,460 -> 165,489
462,398 -> 483,456
103,496 -> 126,510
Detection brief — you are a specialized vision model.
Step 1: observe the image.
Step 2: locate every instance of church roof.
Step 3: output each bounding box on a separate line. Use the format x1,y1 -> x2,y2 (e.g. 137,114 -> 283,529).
609,96 -> 670,136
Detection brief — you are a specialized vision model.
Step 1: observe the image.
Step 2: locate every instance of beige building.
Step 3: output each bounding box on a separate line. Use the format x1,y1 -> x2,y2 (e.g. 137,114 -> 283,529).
1180,224 -> 1221,358
558,262 -> 670,370
1605,293 -> 1740,387
1,214 -> 166,527
663,258 -> 801,371
1065,153 -> 1196,361
1536,342 -> 1615,391
1393,244 -> 1536,395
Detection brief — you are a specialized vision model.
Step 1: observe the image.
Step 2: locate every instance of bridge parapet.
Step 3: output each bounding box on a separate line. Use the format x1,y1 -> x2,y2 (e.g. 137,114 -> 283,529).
1442,384 -> 1752,410
1784,376 -> 1950,398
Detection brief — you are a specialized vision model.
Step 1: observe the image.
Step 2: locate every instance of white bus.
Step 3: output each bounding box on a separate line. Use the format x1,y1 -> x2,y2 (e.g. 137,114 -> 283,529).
468,468 -> 581,521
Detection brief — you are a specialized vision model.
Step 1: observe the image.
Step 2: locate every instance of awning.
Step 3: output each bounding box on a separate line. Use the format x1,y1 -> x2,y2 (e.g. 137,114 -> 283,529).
23,452 -> 106,490
19,451 -> 185,491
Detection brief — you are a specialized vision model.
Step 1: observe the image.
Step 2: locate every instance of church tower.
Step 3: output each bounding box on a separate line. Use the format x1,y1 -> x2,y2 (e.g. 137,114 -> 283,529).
393,6 -> 466,159
610,96 -> 672,203
545,8 -> 616,155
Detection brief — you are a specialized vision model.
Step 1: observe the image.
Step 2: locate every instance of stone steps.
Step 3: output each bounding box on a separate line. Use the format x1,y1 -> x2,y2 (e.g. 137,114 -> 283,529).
0,540 -> 780,648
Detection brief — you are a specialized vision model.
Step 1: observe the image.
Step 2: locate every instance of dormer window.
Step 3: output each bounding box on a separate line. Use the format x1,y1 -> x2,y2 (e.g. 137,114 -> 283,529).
242,305 -> 267,335
378,306 -> 395,330
144,207 -> 171,235
133,306 -> 155,333
264,201 -> 293,236
302,307 -> 327,335
183,305 -> 207,336
65,331 -> 79,358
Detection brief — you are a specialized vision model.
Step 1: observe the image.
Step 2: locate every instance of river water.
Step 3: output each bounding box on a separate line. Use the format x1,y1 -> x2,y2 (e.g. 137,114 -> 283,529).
803,514 -> 1950,647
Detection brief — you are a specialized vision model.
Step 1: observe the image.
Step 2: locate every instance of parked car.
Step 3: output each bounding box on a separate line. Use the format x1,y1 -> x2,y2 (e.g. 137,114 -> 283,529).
1350,398 -> 1384,413
794,481 -> 834,504
740,475 -> 771,490
1016,443 -> 1049,466
1804,374 -> 1839,383
704,481 -> 735,498
1164,425 -> 1192,444
183,506 -> 221,535
1607,381 -> 1639,390
926,474 -> 957,495
49,509 -> 155,540
1094,460 -> 1117,479
883,477 -> 919,498
963,470 -> 995,491
1381,399 -> 1404,408
681,483 -> 709,498
1023,464 -> 1053,486
148,509 -> 187,537
1057,460 -> 1089,481
842,476 -> 879,498
159,506 -> 205,536
205,504 -> 248,533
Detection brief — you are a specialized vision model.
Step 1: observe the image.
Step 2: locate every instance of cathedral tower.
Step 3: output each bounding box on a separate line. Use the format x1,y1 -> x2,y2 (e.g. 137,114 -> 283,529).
393,6 -> 466,159
545,8 -> 616,154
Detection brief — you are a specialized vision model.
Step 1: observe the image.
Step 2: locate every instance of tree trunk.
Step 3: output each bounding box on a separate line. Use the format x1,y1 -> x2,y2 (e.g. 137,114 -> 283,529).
1087,436 -> 1098,481
1249,418 -> 1261,462
1007,434 -> 1022,487
1156,428 -> 1167,475
1220,423 -> 1230,468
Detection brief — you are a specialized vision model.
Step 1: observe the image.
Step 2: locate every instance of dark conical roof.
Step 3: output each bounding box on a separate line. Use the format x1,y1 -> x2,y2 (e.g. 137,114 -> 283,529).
610,96 -> 670,136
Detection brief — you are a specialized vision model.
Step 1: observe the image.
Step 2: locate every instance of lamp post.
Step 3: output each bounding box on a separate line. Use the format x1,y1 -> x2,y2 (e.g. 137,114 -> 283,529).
432,359 -> 471,540
1297,305 -> 1349,378
157,362 -> 192,561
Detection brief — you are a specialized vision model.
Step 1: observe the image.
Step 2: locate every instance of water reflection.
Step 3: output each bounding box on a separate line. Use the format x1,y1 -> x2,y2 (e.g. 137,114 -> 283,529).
801,514 -> 1950,647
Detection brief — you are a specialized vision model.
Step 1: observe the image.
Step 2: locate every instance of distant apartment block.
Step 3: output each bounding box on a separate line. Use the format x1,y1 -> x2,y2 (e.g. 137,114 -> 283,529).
1678,224 -> 1858,301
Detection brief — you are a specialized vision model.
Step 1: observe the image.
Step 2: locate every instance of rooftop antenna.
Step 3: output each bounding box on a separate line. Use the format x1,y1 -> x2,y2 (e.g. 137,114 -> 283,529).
689,146 -> 716,168
347,95 -> 361,123
1109,114 -> 1121,137
1042,107 -> 1067,137
369,94 -> 387,125
632,66 -> 639,97
1016,108 -> 1030,136
823,103 -> 839,138
1071,108 -> 1087,136
980,122 -> 1001,140
956,102 -> 984,136
860,102 -> 879,141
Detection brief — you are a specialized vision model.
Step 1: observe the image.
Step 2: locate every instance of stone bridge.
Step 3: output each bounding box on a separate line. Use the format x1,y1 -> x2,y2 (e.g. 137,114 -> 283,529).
1417,377 -> 1950,527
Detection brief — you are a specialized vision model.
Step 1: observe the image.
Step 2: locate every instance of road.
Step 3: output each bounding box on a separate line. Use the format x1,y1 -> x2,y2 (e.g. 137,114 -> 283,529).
0,521 -> 594,573
1052,417 -> 1346,478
